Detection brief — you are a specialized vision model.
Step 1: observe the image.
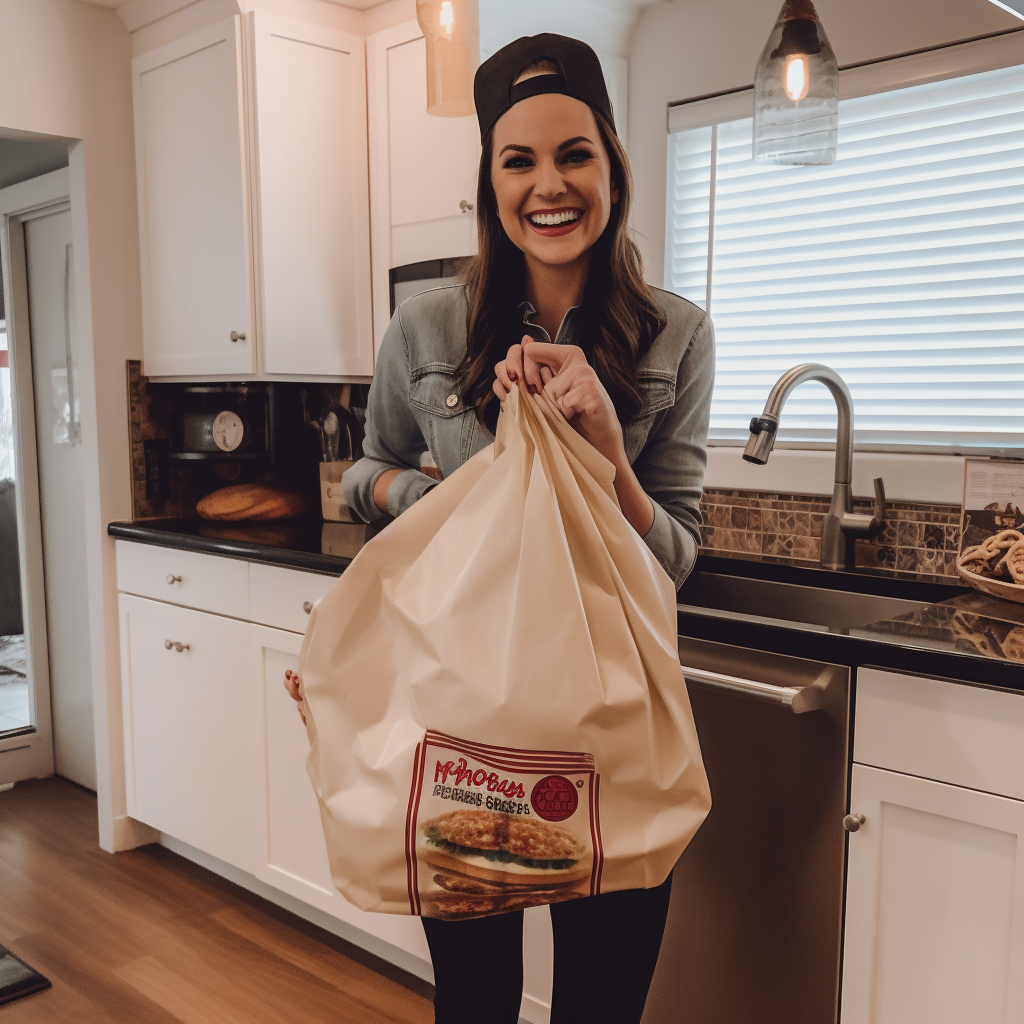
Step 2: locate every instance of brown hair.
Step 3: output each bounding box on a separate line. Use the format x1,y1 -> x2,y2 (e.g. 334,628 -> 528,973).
458,103 -> 667,434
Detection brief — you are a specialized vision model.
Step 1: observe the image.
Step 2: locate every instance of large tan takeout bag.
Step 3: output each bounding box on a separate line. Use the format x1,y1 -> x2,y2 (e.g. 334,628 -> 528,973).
297,384 -> 710,920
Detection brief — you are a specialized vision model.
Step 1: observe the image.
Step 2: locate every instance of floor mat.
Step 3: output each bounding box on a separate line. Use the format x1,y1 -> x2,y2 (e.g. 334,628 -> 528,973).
0,944 -> 51,1006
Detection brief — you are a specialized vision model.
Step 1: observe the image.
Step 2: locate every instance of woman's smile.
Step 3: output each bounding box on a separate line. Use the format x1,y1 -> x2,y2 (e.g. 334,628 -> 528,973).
526,206 -> 585,236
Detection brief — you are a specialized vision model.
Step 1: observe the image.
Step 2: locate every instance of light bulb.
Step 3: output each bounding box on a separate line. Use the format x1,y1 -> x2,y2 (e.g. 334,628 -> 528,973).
440,0 -> 454,38
783,55 -> 809,101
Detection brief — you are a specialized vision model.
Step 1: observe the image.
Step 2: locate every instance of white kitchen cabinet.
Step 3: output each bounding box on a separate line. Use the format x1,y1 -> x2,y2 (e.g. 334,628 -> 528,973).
119,593 -> 262,871
367,19 -> 481,351
132,17 -> 255,377
249,623 -> 431,963
249,13 -> 373,377
132,14 -> 372,380
841,763 -> 1024,1024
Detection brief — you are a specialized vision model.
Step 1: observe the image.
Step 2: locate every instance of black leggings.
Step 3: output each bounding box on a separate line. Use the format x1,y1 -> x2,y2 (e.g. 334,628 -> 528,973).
422,875 -> 673,1024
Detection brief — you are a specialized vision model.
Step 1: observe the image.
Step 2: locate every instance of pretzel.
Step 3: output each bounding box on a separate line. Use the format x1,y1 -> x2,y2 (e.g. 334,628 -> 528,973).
1003,537 -> 1024,585
958,530 -> 1024,578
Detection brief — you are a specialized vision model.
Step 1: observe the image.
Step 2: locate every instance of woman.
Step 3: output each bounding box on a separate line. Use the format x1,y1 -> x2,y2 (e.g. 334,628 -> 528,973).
286,33 -> 714,1024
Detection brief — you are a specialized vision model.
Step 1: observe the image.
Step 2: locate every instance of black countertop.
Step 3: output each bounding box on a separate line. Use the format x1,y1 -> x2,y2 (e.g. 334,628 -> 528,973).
108,519 -> 1024,692
108,516 -> 365,575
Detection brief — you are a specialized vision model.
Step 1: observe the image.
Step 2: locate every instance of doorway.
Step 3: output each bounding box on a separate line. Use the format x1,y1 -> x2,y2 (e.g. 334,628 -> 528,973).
1,135 -> 95,789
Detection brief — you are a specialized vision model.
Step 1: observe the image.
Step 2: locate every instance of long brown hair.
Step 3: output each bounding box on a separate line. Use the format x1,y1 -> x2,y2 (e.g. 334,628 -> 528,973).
458,106 -> 667,433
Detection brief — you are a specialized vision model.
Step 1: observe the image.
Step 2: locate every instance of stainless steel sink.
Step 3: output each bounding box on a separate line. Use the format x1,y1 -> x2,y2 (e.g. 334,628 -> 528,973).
677,571 -> 930,631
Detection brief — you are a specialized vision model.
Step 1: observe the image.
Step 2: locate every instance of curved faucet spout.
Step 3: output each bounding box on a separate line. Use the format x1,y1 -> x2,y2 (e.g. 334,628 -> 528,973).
742,363 -> 884,571
743,363 -> 853,482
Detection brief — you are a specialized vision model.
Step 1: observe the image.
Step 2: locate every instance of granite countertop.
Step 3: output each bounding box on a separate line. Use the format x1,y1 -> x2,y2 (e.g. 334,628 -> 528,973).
108,518 -> 1024,692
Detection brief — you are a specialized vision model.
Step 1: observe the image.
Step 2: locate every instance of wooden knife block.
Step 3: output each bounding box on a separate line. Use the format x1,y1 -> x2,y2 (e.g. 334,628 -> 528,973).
319,461 -> 357,522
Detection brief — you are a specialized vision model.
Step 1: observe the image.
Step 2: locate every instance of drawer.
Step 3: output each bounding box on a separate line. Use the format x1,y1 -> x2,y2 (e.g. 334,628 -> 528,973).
249,562 -> 339,634
115,540 -> 249,619
855,667 -> 1024,801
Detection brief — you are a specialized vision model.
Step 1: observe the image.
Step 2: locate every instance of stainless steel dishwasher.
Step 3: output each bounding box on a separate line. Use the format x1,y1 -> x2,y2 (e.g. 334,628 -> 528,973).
643,636 -> 851,1024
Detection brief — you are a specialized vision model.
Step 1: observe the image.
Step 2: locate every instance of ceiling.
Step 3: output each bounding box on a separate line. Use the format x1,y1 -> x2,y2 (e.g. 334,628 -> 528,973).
70,0 -> 665,14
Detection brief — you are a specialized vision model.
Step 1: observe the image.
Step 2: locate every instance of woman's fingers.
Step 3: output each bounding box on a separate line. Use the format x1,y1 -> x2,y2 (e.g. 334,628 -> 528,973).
539,365 -> 554,386
493,358 -> 512,398
557,382 -> 602,421
284,669 -> 302,701
508,340 -> 528,384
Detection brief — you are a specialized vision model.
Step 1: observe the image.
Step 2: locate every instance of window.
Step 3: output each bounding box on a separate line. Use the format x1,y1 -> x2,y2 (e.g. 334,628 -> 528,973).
666,41 -> 1024,454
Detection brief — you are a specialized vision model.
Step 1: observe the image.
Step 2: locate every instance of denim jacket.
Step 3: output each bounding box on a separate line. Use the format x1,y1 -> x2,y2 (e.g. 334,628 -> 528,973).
342,284 -> 714,589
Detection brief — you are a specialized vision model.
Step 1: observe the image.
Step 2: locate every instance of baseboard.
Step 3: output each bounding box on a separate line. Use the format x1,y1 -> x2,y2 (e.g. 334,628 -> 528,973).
111,814 -> 160,851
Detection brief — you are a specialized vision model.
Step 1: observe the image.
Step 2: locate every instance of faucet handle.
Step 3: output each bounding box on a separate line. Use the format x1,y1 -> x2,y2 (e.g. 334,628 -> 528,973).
868,477 -> 886,537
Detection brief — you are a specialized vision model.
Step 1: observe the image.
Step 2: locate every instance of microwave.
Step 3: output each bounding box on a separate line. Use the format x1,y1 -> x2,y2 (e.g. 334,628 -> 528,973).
390,257 -> 471,316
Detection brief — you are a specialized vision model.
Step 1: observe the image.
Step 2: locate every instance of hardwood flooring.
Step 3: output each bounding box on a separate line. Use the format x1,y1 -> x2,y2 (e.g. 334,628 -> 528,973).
0,778 -> 434,1023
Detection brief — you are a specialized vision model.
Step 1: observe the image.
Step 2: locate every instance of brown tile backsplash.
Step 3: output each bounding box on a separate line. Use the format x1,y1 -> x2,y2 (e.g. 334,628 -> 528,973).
699,487 -> 964,584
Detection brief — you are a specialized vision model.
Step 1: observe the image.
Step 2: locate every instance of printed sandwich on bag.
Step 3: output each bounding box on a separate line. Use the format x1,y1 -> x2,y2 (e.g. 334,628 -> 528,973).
297,384 -> 710,920
409,732 -> 602,918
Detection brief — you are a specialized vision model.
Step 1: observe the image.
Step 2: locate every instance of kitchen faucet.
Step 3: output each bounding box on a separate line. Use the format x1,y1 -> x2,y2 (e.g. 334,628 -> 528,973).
743,363 -> 885,571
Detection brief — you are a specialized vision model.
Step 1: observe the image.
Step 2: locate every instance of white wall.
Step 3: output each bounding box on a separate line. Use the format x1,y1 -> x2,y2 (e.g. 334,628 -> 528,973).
627,0 -> 1021,284
0,0 -> 146,848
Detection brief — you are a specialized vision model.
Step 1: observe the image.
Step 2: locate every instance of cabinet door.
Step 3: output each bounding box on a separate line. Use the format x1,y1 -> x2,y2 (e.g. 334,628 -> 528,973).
367,20 -> 481,351
251,625 -> 431,964
132,17 -> 255,377
119,594 -> 260,871
842,764 -> 1024,1024
250,14 -> 373,378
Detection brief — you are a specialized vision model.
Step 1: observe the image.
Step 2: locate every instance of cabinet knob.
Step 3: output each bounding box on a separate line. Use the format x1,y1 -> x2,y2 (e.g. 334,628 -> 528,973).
164,639 -> 190,653
459,199 -> 474,213
166,574 -> 182,585
843,813 -> 866,833
303,601 -> 313,614
230,331 -> 247,342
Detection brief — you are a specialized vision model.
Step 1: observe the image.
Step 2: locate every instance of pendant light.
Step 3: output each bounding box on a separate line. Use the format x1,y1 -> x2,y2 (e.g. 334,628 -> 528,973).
753,0 -> 839,165
416,0 -> 480,117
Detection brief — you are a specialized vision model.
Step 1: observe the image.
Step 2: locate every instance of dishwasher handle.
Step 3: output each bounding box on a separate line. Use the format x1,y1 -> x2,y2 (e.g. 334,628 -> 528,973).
681,664 -> 827,714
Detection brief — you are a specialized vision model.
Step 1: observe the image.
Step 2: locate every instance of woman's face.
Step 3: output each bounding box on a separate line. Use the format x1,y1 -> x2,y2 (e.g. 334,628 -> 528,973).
490,92 -> 619,268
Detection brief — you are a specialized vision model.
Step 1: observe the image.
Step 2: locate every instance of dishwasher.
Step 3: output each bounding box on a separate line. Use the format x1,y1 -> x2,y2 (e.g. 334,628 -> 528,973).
643,636 -> 851,1024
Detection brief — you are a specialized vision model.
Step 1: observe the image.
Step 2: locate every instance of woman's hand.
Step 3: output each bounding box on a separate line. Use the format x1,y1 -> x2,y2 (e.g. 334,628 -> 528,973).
284,669 -> 306,725
494,337 -> 625,465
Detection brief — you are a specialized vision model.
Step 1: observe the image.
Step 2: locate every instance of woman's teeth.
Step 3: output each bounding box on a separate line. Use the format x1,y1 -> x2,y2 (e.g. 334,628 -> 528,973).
529,210 -> 582,226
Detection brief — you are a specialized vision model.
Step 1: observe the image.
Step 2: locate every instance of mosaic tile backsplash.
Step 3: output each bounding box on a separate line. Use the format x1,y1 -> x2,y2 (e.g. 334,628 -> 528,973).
699,488 -> 963,584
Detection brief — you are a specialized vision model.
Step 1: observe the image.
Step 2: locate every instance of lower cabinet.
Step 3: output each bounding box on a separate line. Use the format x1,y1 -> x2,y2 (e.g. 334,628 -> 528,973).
119,594 -> 261,871
118,560 -> 430,970
841,762 -> 1024,1024
250,624 -> 431,961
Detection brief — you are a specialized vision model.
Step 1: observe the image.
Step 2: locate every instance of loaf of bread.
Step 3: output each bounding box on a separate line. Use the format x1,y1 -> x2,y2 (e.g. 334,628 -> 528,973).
197,484 -> 313,521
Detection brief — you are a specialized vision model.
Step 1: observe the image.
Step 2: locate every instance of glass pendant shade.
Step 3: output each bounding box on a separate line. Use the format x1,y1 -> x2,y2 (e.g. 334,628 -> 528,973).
416,0 -> 480,117
753,0 -> 839,165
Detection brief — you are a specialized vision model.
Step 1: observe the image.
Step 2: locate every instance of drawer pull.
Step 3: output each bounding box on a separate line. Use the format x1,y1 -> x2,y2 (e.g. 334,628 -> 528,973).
303,601 -> 313,614
230,331 -> 247,342
166,574 -> 182,585
459,199 -> 474,212
163,639 -> 191,653
843,813 -> 866,833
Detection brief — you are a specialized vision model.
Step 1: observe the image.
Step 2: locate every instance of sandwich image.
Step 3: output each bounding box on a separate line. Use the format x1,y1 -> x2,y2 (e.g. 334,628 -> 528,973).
420,809 -> 591,889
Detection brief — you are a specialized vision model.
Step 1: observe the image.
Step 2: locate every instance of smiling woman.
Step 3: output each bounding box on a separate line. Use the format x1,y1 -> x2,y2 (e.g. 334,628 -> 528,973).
327,35 -> 717,1023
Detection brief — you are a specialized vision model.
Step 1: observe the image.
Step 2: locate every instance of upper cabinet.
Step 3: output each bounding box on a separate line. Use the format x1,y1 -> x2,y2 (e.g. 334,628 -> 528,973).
367,20 -> 482,352
133,18 -> 255,378
132,14 -> 373,380
249,14 -> 372,377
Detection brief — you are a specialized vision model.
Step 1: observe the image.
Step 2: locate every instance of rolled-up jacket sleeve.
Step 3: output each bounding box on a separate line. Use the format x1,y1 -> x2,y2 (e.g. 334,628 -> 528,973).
633,314 -> 715,589
342,311 -> 438,524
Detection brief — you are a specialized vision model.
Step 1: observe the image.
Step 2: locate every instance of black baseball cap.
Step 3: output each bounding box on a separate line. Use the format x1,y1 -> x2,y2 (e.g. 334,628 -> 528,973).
473,33 -> 616,143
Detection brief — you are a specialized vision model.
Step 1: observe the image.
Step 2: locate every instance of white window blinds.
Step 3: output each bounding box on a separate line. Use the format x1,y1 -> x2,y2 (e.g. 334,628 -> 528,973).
666,62 -> 1024,452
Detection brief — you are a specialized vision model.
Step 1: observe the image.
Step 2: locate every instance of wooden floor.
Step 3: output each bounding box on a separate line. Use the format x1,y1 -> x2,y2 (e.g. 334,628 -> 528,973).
0,778 -> 434,1023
